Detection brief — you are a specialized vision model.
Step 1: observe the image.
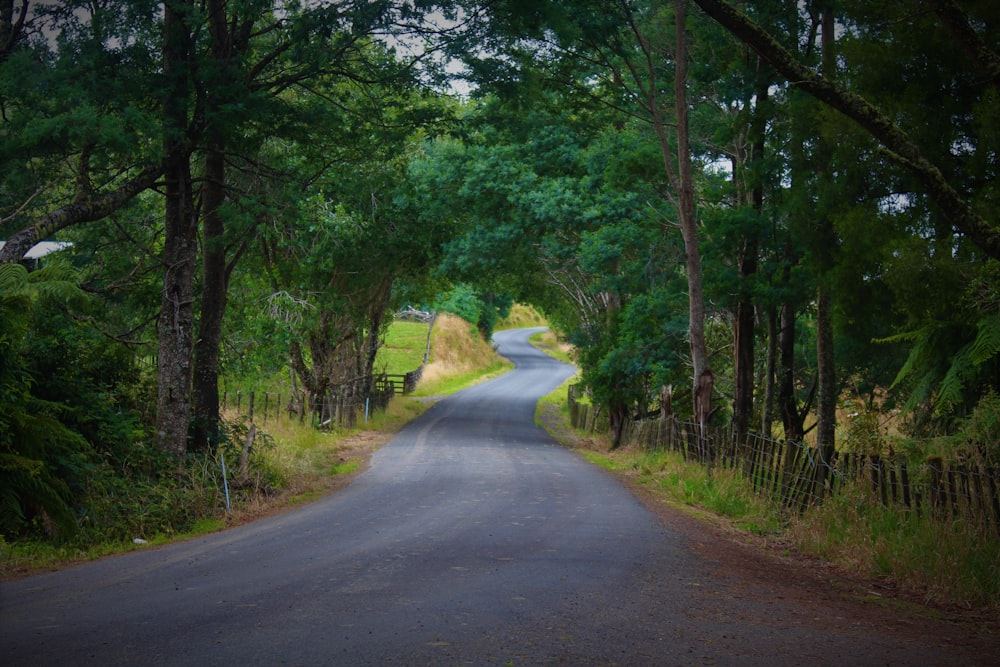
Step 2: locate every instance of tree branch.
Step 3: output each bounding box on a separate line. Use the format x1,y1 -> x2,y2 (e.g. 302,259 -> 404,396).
690,0 -> 1000,260
0,163 -> 164,264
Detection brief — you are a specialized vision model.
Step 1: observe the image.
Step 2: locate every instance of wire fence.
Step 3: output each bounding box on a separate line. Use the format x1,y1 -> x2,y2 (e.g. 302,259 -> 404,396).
221,366 -> 424,430
568,386 -> 1000,536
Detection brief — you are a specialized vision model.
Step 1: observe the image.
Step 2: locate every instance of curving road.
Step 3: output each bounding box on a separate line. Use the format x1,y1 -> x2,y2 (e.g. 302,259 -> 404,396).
0,328 -> 987,665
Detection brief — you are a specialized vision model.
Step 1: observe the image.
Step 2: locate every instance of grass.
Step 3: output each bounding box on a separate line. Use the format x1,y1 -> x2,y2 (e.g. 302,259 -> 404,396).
0,511 -> 233,577
580,447 -> 785,536
786,479 -> 1000,608
375,319 -> 432,373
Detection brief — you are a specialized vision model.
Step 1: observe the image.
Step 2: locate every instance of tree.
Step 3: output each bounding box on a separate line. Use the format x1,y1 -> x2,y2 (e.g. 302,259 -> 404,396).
155,0 -> 198,456
671,0 -> 714,432
690,0 -> 1000,262
0,0 -> 163,264
692,0 -> 1000,436
154,1 -> 456,455
408,89 -> 696,445
450,0 -> 720,433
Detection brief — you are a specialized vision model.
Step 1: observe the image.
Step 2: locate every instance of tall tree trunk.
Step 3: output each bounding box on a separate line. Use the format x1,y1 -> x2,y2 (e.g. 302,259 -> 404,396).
814,3 -> 838,488
778,287 -> 805,442
191,144 -> 227,450
776,5 -> 813,446
155,0 -> 197,456
733,65 -> 768,440
674,0 -> 714,434
762,304 -> 778,439
816,285 -> 836,450
732,237 -> 756,439
191,0 -> 251,449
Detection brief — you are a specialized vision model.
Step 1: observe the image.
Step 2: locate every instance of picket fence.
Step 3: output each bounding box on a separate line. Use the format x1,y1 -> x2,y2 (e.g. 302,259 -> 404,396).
568,386 -> 1000,536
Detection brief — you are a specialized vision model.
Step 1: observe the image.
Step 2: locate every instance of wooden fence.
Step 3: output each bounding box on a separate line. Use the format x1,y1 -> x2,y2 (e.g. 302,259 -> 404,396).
569,386 -> 1000,536
380,366 -> 425,395
220,314 -> 434,430
222,373 -> 404,430
567,384 -> 607,434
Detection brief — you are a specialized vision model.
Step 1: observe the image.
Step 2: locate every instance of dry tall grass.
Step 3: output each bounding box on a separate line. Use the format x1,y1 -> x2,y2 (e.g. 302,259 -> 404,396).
498,303 -> 548,329
417,313 -> 510,391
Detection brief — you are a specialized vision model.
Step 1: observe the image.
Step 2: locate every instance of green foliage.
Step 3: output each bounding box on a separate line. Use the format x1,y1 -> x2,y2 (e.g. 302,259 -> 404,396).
433,283 -> 482,326
882,311 -> 1000,430
80,447 -> 223,543
0,0 -> 162,242
0,260 -> 189,544
931,391 -> 1000,466
431,284 -> 511,340
410,90 -> 689,429
0,262 -> 89,539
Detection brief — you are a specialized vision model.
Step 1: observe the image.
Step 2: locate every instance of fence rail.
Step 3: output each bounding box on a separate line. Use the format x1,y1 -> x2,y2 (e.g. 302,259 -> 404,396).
380,366 -> 425,395
222,387 -> 388,430
222,368 -> 423,430
568,385 -> 1000,536
219,315 -> 432,431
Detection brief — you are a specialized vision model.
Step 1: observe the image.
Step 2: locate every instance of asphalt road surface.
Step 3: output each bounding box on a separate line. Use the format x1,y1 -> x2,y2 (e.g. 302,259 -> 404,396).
0,328 -> 989,665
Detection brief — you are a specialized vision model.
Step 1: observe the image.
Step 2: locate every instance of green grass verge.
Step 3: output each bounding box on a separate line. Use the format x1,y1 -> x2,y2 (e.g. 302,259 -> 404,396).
410,358 -> 512,397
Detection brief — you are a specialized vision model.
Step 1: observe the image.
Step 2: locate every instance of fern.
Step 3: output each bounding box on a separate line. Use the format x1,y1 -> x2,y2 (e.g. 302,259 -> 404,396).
0,260 -> 86,538
877,326 -> 933,390
936,344 -> 974,415
877,318 -> 997,421
0,261 -> 28,287
934,314 -> 1000,415
969,313 -> 1000,365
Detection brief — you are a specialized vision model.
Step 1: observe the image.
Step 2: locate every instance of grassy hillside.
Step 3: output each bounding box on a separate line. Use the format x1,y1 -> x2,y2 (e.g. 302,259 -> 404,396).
413,313 -> 512,395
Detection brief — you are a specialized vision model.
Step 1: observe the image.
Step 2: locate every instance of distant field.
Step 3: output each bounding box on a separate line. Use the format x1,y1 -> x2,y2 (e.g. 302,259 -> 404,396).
376,320 -> 432,374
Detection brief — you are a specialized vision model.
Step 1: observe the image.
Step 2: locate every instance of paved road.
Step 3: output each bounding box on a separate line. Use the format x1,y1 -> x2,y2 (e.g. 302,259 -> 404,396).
0,328 -> 987,665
